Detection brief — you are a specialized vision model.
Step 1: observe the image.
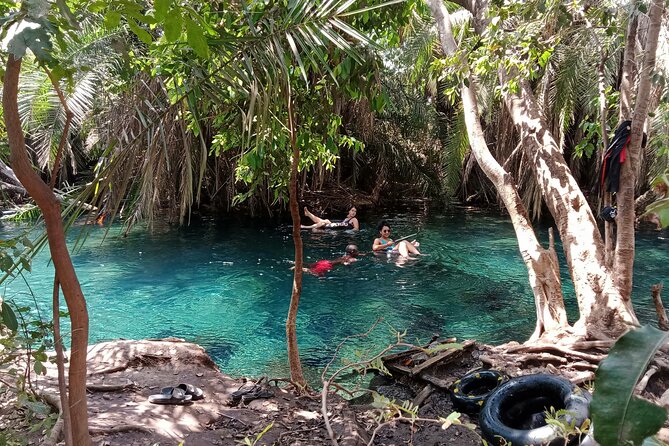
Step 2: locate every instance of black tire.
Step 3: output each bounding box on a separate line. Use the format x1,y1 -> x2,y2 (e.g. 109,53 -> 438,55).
479,374 -> 591,446
449,369 -> 506,414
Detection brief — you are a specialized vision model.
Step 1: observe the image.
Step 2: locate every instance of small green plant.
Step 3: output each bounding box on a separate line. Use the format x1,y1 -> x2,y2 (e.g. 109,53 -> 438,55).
239,422 -> 274,446
543,406 -> 591,445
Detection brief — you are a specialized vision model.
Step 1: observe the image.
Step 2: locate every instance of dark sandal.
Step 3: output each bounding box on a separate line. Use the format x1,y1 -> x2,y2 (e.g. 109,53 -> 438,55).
148,387 -> 192,405
161,383 -> 205,401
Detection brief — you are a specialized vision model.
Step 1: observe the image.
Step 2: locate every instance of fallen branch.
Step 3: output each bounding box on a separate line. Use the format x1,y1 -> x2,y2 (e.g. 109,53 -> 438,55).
216,411 -> 249,426
86,381 -> 136,392
89,424 -> 154,435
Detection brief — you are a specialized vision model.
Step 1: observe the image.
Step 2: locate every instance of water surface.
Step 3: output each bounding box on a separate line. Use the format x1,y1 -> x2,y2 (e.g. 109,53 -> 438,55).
1,207 -> 667,379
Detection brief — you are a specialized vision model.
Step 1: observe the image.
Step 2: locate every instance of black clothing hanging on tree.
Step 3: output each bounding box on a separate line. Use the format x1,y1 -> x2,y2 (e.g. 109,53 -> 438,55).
599,120 -> 632,194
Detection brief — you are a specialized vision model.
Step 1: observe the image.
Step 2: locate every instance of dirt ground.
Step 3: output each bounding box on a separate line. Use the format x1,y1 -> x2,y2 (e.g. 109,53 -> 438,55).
3,336 -> 669,446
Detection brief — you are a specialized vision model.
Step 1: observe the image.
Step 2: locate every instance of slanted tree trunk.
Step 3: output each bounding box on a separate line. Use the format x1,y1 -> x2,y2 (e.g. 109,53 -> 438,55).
3,55 -> 91,445
613,0 -> 665,300
500,72 -> 638,339
427,0 -> 568,341
285,82 -> 307,389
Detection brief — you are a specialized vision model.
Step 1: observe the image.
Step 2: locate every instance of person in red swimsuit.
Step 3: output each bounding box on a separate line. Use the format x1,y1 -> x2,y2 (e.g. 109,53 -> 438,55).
306,244 -> 359,276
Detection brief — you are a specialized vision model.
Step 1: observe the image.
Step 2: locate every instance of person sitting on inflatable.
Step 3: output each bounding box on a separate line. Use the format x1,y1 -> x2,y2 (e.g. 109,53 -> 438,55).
306,244 -> 359,277
301,206 -> 359,231
372,221 -> 420,258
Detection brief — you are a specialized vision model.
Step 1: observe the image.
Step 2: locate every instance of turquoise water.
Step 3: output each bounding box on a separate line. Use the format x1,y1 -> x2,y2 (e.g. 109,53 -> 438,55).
1,207 -> 667,380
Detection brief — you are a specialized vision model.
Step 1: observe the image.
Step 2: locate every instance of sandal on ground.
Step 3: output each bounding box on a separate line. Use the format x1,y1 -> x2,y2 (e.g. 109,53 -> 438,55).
241,388 -> 274,404
231,383 -> 259,405
148,387 -> 192,405
161,383 -> 205,401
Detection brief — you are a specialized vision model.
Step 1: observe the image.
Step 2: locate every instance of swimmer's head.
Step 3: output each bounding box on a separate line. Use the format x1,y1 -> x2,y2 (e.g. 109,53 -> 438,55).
345,244 -> 359,257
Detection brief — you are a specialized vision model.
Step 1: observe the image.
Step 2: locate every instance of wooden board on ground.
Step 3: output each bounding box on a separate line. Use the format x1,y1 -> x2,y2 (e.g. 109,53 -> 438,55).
381,339 -> 475,390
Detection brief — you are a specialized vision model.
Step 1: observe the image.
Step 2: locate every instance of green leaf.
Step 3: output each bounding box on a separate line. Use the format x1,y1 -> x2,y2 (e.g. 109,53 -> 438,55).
104,11 -> 121,28
154,0 -> 171,21
185,17 -> 208,57
643,198 -> 669,229
33,360 -> 46,375
591,325 -> 669,446
21,237 -> 33,249
163,12 -> 182,42
7,24 -> 53,61
128,18 -> 152,45
1,302 -> 18,332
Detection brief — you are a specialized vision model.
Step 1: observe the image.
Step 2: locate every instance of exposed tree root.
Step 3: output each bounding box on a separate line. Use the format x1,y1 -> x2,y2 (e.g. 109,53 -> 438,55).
89,425 -> 154,435
504,344 -> 605,363
86,381 -> 136,392
652,284 -> 669,331
636,366 -> 658,393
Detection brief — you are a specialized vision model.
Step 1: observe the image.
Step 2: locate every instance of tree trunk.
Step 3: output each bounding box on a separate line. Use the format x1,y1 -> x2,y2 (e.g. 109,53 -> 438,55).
613,0 -> 665,300
427,0 -> 568,341
285,82 -> 307,389
618,15 -> 638,122
3,55 -> 91,445
597,51 -> 614,267
500,73 -> 638,339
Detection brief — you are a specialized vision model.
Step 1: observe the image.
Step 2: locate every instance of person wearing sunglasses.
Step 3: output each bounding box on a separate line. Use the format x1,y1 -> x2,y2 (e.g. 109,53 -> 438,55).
301,206 -> 359,231
372,220 -> 420,257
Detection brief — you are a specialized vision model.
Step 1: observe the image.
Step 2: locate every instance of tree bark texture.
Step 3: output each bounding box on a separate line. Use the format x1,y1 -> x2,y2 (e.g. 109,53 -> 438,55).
652,284 -> 669,331
3,55 -> 91,445
500,73 -> 638,338
613,0 -> 666,300
427,0 -> 568,341
285,83 -> 307,389
618,15 -> 638,122
597,52 -> 614,267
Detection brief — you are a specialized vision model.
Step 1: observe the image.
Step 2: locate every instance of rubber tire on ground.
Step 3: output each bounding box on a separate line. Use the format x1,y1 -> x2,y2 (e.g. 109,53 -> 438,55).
449,369 -> 505,414
479,374 -> 591,446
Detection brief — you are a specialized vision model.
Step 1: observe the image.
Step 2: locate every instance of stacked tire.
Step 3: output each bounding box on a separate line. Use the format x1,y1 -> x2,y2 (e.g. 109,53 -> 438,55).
478,374 -> 591,446
450,369 -> 506,414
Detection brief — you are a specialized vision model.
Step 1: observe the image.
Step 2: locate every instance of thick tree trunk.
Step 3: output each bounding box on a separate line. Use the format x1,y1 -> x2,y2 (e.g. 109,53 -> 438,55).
285,84 -> 307,389
501,74 -> 638,338
3,55 -> 91,445
613,0 -> 665,300
427,0 -> 568,340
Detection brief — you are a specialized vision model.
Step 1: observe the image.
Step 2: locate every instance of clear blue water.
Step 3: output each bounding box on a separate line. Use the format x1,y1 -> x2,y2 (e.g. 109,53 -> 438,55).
1,207 -> 667,381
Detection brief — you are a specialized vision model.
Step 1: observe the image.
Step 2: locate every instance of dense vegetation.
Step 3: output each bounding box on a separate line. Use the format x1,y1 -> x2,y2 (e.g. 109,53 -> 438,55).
1,0 -> 669,444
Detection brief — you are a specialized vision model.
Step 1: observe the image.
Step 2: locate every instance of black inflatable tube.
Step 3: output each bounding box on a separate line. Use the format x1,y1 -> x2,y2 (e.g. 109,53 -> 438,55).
479,374 -> 591,446
450,369 -> 505,414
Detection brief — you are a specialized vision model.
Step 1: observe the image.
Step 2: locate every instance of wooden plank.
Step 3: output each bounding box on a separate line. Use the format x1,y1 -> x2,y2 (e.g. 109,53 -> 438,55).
381,337 -> 457,364
409,340 -> 475,376
419,373 -> 455,390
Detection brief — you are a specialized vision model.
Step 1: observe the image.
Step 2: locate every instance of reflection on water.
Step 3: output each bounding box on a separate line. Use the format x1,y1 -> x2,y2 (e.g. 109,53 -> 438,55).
1,206 -> 667,379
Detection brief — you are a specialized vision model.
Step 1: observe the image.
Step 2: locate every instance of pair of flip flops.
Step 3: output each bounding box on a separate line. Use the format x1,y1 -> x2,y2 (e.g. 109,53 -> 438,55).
148,383 -> 205,405
230,383 -> 274,406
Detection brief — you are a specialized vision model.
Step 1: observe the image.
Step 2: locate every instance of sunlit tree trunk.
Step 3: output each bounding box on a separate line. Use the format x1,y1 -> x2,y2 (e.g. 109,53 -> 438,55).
3,55 -> 91,446
427,0 -> 568,341
614,0 -> 666,300
285,82 -> 307,389
500,73 -> 638,338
